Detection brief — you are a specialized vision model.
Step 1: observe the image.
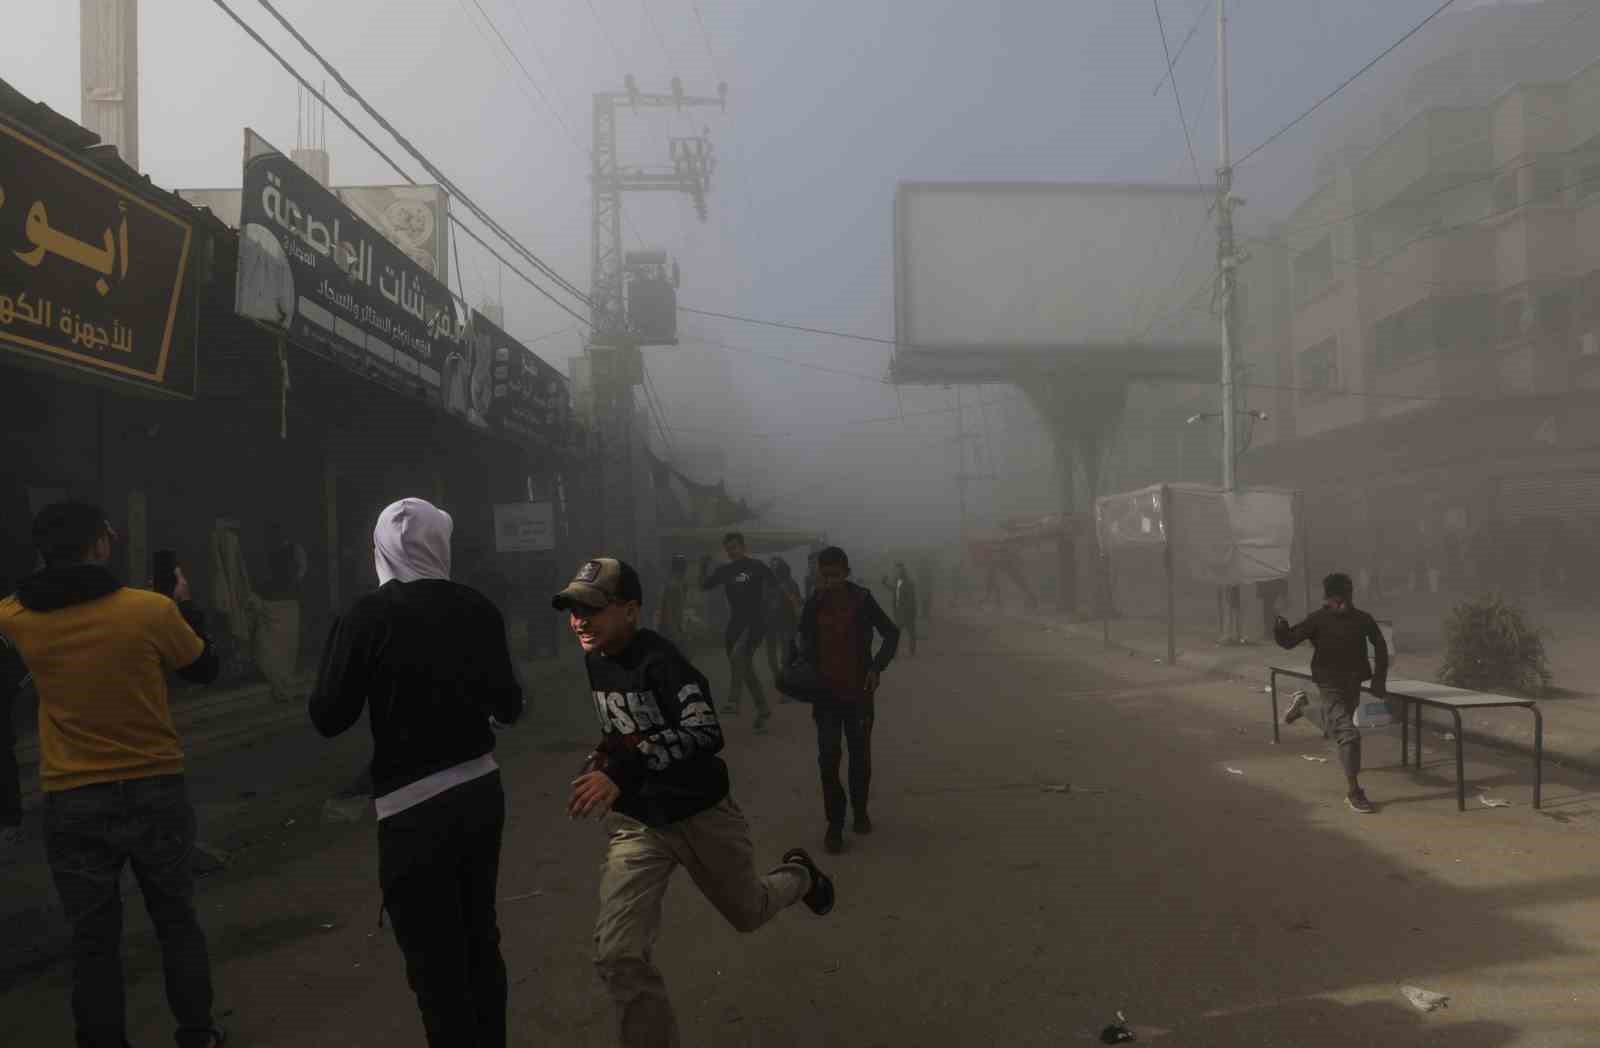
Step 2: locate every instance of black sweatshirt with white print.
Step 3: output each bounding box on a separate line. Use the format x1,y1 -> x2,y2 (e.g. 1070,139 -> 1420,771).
584,628 -> 729,826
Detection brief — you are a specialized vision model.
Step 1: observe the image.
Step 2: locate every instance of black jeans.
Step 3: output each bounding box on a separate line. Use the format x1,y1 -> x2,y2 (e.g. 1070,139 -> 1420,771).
378,770 -> 509,1048
813,699 -> 874,827
43,774 -> 216,1048
1,688 -> 20,828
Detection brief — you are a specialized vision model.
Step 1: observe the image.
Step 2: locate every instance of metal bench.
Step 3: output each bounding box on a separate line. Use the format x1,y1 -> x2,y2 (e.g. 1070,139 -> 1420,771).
1268,666 -> 1542,811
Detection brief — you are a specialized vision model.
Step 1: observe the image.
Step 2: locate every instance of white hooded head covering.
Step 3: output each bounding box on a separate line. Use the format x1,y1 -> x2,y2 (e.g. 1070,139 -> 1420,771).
373,498 -> 453,585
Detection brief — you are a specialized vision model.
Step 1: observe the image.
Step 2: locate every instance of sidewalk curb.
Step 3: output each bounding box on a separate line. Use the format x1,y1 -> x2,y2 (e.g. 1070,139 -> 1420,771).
1053,619 -> 1600,786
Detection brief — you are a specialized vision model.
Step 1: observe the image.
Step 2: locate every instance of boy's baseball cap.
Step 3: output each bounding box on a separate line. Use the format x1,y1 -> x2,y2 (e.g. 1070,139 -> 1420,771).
552,558 -> 643,610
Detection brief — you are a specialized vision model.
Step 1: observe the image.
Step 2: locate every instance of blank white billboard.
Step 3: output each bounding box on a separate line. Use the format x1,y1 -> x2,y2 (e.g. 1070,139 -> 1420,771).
894,182 -> 1217,379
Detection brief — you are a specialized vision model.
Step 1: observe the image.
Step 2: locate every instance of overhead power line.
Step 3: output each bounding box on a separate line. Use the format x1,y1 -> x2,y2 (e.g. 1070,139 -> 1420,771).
249,0 -> 593,310
207,0 -> 592,327
1153,0 -> 1206,190
1152,0 -> 1212,96
1235,0 -> 1460,168
690,1 -> 723,83
679,306 -> 902,352
676,332 -> 891,384
467,0 -> 584,152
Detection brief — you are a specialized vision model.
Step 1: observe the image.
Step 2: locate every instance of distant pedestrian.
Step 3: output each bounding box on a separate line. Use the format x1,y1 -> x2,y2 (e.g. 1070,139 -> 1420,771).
310,498 -> 525,1047
1256,576 -> 1289,642
1275,572 -> 1390,815
555,557 -> 834,1048
764,556 -> 803,693
699,532 -> 777,732
801,546 -> 900,853
253,523 -> 307,703
881,561 -> 919,657
655,554 -> 689,648
0,503 -> 226,1047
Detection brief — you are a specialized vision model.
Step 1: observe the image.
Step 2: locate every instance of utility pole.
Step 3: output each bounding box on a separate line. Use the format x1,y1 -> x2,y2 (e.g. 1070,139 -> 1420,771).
953,387 -> 971,535
80,0 -> 139,169
1216,0 -> 1243,643
590,76 -> 724,338
587,76 -> 724,563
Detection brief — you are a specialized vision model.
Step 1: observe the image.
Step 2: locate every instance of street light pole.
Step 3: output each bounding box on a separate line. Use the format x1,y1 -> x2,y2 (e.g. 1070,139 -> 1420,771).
1216,0 -> 1243,642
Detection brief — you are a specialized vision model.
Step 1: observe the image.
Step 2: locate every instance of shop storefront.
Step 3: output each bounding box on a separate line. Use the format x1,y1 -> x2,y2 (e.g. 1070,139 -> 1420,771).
1,84 -> 580,683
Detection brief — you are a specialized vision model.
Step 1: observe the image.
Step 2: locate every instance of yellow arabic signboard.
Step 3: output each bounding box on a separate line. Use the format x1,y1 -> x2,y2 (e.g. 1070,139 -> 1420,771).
0,118 -> 195,395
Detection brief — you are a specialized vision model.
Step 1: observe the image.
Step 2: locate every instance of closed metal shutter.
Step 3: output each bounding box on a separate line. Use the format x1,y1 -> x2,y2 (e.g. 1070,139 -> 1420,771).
1498,472 -> 1600,522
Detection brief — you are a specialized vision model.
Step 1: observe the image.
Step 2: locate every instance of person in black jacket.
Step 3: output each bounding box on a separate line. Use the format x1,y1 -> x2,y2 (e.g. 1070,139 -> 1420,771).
310,498 -> 524,1048
1275,571 -> 1390,815
700,532 -> 779,731
555,557 -> 834,1048
799,546 -> 899,854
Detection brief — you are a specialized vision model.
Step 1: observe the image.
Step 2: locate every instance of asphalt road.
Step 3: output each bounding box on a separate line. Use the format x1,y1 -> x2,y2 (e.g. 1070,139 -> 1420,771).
6,615 -> 1600,1046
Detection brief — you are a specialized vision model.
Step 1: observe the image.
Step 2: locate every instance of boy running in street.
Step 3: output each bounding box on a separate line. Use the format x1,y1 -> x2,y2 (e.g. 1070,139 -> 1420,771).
1275,572 -> 1390,815
555,558 -> 834,1048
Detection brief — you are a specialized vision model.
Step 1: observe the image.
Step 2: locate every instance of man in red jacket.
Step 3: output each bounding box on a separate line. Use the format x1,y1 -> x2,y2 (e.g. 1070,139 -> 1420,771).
798,546 -> 900,854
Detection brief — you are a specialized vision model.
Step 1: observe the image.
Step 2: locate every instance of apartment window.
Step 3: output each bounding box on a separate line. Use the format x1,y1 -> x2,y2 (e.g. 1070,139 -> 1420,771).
1293,236 -> 1334,304
1579,163 -> 1600,203
1540,288 -> 1573,339
1374,302 -> 1435,371
1436,295 -> 1494,353
1298,337 -> 1339,400
1532,162 -> 1567,207
1501,295 -> 1533,343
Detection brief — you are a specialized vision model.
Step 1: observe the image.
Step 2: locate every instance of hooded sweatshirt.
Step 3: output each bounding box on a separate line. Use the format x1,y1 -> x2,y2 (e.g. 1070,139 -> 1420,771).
1275,601 -> 1390,691
309,498 -> 524,818
0,564 -> 218,792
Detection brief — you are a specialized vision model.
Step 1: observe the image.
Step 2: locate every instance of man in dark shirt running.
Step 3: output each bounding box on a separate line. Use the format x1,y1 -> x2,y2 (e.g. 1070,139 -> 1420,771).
1275,572 -> 1390,815
556,558 -> 833,1048
700,532 -> 781,732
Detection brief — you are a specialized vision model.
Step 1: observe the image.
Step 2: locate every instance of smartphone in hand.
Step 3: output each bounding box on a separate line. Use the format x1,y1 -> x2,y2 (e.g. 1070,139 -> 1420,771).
152,549 -> 178,598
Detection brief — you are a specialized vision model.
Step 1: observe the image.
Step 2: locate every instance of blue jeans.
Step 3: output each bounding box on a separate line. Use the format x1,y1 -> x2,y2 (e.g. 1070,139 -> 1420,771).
43,774 -> 217,1048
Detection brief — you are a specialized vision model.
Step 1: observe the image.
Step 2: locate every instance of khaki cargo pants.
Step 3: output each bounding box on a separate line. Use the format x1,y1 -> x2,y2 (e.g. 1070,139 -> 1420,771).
594,795 -> 809,1048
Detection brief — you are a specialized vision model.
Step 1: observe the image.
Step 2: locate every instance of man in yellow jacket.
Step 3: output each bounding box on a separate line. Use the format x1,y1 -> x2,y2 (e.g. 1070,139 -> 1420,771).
0,502 -> 226,1048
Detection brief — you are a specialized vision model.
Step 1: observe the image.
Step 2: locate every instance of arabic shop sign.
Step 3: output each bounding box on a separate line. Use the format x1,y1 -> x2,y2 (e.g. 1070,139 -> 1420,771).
0,118 -> 195,395
444,308 -> 570,447
236,129 -> 459,397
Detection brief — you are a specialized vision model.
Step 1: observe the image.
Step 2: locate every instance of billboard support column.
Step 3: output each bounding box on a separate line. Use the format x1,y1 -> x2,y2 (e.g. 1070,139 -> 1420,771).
1161,484 -> 1177,666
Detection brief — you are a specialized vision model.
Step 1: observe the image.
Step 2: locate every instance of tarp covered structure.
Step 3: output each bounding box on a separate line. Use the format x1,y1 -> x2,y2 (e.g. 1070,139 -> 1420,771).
1094,483 -> 1302,664
1096,483 -> 1296,586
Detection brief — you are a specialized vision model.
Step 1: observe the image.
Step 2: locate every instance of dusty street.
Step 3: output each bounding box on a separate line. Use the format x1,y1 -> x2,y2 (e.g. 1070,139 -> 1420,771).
6,617 -> 1600,1047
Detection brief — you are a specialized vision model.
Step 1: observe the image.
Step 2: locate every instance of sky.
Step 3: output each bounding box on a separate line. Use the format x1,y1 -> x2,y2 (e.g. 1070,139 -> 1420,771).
0,0 -> 1547,553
